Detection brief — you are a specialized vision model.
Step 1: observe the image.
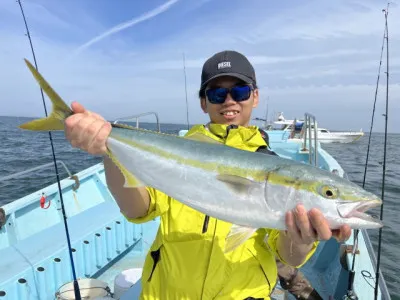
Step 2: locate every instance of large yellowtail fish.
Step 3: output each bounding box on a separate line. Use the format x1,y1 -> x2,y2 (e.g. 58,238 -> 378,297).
19,59 -> 383,252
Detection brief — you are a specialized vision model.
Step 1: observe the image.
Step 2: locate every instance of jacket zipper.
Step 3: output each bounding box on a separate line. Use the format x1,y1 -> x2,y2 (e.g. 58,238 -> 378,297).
202,215 -> 210,233
200,220 -> 218,299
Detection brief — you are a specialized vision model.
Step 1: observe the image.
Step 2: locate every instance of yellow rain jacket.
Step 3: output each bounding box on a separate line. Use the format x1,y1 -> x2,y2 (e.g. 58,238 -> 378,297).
127,124 -> 318,300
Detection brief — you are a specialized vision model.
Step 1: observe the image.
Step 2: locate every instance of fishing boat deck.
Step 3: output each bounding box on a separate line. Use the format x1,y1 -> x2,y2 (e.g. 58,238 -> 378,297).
0,200 -> 121,283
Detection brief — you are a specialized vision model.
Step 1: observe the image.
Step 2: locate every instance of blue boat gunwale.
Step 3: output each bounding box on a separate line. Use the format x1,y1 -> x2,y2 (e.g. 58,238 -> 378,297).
1,162 -> 104,216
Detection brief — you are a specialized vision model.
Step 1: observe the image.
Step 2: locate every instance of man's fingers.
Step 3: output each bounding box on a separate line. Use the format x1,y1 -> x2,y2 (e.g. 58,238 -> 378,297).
309,208 -> 332,241
332,225 -> 351,242
87,121 -> 111,155
285,211 -> 302,244
65,114 -> 85,141
293,205 -> 316,243
90,111 -> 106,121
63,102 -> 109,155
71,101 -> 86,114
70,117 -> 97,148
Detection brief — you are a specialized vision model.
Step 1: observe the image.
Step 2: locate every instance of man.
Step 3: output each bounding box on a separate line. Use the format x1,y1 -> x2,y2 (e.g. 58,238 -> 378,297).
65,50 -> 351,299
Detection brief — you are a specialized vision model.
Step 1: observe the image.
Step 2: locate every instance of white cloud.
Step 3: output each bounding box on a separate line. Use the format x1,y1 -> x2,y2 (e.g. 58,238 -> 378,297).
70,0 -> 180,58
147,49 -> 369,71
251,0 -> 400,41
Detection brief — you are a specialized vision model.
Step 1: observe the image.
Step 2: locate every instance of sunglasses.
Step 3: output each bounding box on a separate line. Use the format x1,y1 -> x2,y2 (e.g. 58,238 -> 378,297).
205,85 -> 253,104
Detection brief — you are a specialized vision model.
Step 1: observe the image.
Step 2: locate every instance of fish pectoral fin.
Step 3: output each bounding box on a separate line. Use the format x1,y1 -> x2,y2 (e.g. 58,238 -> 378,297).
225,225 -> 258,253
216,174 -> 260,195
185,132 -> 222,144
107,150 -> 144,188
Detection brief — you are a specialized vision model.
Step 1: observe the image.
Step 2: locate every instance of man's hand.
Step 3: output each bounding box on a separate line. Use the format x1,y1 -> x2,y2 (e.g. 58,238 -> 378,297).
286,204 -> 352,245
277,204 -> 352,266
64,101 -> 111,156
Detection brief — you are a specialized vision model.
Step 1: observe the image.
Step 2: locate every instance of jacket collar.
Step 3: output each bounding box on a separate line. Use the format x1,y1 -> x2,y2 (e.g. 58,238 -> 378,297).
185,123 -> 266,152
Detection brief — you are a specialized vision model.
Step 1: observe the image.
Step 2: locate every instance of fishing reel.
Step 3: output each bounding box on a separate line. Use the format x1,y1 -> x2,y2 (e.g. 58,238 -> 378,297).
342,290 -> 358,300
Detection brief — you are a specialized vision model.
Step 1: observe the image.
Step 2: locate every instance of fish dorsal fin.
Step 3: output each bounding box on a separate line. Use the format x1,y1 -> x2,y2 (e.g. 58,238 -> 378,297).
111,123 -> 139,130
216,174 -> 260,195
225,224 -> 258,253
106,150 -> 144,188
185,132 -> 222,144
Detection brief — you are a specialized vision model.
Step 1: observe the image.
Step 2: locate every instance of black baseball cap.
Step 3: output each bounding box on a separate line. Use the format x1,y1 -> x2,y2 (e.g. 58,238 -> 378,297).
199,50 -> 257,95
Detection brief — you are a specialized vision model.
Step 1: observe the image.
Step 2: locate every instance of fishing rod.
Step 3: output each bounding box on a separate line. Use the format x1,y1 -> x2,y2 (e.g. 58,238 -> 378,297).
16,1 -> 82,299
344,4 -> 390,300
374,5 -> 390,300
183,52 -> 190,130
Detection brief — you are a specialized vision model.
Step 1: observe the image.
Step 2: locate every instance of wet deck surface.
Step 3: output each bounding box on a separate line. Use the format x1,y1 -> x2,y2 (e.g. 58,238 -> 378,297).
271,284 -> 288,300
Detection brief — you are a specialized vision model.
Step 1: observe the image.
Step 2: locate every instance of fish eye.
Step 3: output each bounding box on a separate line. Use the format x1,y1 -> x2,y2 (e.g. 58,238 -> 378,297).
319,185 -> 338,199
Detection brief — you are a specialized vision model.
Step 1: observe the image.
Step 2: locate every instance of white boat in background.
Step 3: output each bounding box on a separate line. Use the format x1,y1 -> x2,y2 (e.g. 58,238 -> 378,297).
310,127 -> 364,144
256,112 -> 364,144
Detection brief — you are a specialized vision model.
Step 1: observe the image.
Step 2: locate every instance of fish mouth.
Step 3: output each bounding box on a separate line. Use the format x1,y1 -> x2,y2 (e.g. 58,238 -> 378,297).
350,200 -> 382,222
337,199 -> 382,223
354,199 -> 382,213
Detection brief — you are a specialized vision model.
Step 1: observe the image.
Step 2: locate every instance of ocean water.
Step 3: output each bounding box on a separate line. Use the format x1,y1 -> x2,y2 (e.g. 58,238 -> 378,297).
0,116 -> 399,299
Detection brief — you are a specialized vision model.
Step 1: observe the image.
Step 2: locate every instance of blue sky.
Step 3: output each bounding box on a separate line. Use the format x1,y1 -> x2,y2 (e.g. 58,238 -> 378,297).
1,0 -> 399,132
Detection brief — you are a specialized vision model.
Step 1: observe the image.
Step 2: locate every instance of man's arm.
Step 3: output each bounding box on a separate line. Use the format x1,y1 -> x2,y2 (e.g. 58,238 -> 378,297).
64,102 -> 152,219
103,156 -> 150,219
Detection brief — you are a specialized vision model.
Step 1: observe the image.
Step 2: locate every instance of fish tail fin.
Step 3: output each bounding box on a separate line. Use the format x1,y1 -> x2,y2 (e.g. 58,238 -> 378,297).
18,59 -> 73,131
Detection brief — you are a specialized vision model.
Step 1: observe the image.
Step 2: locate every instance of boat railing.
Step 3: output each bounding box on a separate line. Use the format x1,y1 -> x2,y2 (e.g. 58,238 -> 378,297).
0,160 -> 80,191
300,113 -> 319,166
113,112 -> 161,132
361,230 -> 392,300
0,111 -> 161,190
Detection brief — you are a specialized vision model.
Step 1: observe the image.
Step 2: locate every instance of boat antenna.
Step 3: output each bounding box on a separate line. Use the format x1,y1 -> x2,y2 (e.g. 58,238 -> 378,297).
265,96 -> 269,128
183,52 -> 190,130
16,1 -> 82,299
374,4 -> 390,300
346,3 -> 389,299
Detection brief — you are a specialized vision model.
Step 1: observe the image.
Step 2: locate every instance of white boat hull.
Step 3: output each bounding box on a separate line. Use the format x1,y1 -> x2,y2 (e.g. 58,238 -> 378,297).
310,132 -> 364,144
